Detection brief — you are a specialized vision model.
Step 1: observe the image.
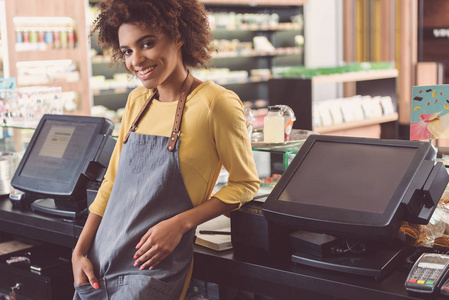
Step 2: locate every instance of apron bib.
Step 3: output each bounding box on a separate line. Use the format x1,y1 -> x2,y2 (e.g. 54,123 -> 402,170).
74,73 -> 195,300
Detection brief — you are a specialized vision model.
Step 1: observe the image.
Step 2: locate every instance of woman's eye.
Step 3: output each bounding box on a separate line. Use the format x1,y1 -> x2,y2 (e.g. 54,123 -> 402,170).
143,41 -> 154,48
122,49 -> 132,56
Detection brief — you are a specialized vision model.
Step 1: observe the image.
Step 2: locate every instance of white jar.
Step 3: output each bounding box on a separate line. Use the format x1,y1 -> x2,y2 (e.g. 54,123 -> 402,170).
264,106 -> 284,143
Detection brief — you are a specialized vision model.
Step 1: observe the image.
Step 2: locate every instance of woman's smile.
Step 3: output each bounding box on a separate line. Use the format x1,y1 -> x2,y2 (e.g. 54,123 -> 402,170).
135,65 -> 157,80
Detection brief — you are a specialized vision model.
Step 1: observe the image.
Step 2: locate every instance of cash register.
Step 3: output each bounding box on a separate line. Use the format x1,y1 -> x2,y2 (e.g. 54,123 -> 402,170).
232,135 -> 449,278
9,114 -> 115,219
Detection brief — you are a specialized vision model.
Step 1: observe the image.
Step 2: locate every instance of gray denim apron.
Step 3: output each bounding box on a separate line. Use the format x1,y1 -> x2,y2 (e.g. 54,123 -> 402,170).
74,74 -> 196,300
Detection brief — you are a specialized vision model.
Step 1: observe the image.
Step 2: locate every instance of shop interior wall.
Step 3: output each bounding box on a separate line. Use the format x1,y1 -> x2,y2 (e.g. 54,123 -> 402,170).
304,0 -> 344,103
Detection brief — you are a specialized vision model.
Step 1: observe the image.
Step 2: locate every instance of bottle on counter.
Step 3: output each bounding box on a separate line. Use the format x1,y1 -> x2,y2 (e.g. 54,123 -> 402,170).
264,106 -> 284,143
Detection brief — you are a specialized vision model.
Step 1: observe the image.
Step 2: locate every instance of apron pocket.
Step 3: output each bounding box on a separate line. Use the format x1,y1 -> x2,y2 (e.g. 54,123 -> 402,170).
116,274 -> 171,299
74,283 -> 107,299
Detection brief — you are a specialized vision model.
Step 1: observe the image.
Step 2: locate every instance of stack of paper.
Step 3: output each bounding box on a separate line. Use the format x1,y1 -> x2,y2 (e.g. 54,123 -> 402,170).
195,215 -> 232,251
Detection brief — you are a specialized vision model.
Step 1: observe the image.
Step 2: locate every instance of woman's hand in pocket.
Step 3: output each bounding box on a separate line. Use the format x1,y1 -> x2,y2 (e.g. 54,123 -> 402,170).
72,253 -> 99,289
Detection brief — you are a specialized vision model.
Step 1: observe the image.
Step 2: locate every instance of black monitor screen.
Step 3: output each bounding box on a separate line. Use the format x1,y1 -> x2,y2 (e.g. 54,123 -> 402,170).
11,114 -> 114,201
20,120 -> 97,184
278,141 -> 418,213
262,135 -> 443,240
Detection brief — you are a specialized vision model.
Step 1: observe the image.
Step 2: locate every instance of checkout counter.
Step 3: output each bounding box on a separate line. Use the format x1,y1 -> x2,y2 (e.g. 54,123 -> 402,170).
0,197 -> 446,300
1,116 -> 449,299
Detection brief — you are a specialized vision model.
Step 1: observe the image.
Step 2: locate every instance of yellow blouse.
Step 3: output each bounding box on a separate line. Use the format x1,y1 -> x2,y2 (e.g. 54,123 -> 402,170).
89,80 -> 260,216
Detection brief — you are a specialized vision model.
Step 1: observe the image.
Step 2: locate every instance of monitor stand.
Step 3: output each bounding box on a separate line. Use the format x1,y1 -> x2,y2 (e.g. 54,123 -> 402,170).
291,240 -> 411,279
31,198 -> 86,220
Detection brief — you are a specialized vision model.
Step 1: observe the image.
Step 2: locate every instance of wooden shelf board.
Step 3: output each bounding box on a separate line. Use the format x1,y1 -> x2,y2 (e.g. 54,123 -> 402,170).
16,49 -> 81,62
18,81 -> 82,91
212,47 -> 301,59
212,24 -> 303,32
311,69 -> 398,84
313,113 -> 398,134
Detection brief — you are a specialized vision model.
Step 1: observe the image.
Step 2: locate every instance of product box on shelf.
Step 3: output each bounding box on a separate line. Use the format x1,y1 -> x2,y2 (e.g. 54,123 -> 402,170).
0,86 -> 63,127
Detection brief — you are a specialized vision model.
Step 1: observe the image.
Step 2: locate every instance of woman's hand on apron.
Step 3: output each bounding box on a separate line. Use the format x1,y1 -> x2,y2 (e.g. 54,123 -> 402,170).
72,253 -> 100,289
133,217 -> 185,270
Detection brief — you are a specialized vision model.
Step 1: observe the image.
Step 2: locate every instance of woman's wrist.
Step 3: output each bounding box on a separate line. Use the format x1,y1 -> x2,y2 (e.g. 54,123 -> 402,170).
172,213 -> 192,234
72,245 -> 89,259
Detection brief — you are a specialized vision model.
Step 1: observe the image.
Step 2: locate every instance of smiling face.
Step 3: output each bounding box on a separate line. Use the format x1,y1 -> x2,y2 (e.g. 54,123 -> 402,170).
118,23 -> 184,90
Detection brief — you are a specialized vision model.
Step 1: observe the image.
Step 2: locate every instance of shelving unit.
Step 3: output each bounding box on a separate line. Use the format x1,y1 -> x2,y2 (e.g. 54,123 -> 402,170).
2,0 -> 92,116
269,69 -> 399,139
314,113 -> 398,134
310,69 -> 398,84
87,1 -> 305,111
202,2 -> 304,109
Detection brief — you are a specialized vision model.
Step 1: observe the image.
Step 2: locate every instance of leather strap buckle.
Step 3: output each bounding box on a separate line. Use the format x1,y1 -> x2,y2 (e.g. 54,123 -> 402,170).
167,130 -> 181,151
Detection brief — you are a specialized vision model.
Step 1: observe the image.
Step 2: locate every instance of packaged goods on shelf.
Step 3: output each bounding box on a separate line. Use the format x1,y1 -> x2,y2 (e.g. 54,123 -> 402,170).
360,95 -> 383,119
13,17 -> 76,52
213,39 -> 252,53
250,69 -> 271,81
340,97 -> 365,122
327,100 -> 344,125
61,91 -> 80,113
208,12 -> 280,30
91,105 -> 120,123
380,96 -> 395,115
212,38 -> 301,58
0,86 -> 63,127
90,74 -> 141,94
261,174 -> 282,189
16,60 -> 80,86
272,62 -> 395,79
314,103 -> 333,127
312,107 -> 321,129
191,68 -> 249,84
312,95 -> 396,128
90,75 -> 107,92
253,36 -> 275,52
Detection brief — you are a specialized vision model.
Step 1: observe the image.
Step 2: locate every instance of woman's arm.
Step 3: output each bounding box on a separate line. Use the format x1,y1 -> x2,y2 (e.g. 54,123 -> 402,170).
71,212 -> 102,288
133,197 -> 237,270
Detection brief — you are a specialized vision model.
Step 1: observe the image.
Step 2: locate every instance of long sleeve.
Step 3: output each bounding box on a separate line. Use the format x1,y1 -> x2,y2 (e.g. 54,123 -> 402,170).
208,89 -> 260,207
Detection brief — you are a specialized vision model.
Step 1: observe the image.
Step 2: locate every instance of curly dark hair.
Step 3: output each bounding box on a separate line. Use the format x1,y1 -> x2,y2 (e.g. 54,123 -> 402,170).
92,0 -> 213,69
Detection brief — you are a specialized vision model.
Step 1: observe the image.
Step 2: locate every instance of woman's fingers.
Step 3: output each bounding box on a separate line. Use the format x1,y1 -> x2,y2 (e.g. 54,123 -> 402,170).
135,230 -> 152,250
133,242 -> 171,270
133,218 -> 184,270
73,256 -> 98,289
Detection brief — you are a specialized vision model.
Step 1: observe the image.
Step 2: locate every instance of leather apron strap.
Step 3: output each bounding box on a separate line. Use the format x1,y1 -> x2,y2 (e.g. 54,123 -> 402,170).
123,71 -> 194,151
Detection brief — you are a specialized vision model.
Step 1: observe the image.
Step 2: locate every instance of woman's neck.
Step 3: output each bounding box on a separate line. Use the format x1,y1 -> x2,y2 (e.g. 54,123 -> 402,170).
157,69 -> 190,102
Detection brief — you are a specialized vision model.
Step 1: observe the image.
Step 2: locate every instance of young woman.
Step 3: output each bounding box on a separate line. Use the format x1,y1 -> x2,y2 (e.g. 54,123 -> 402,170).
71,0 -> 260,299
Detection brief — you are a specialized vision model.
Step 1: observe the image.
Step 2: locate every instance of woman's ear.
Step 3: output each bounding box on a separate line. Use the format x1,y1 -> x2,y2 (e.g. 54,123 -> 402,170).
177,40 -> 184,49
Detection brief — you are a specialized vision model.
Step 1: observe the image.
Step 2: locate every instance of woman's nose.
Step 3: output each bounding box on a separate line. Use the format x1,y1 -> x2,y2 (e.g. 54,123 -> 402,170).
132,51 -> 145,66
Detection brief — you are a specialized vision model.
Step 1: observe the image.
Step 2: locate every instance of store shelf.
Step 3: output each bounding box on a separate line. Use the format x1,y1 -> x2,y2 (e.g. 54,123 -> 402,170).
313,113 -> 398,134
2,1 -> 92,115
311,69 -> 398,84
269,71 -> 399,139
212,23 -> 302,32
15,49 -> 80,62
213,47 -> 301,59
19,81 -> 82,90
92,88 -> 133,96
88,1 -> 304,110
215,77 -> 270,85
